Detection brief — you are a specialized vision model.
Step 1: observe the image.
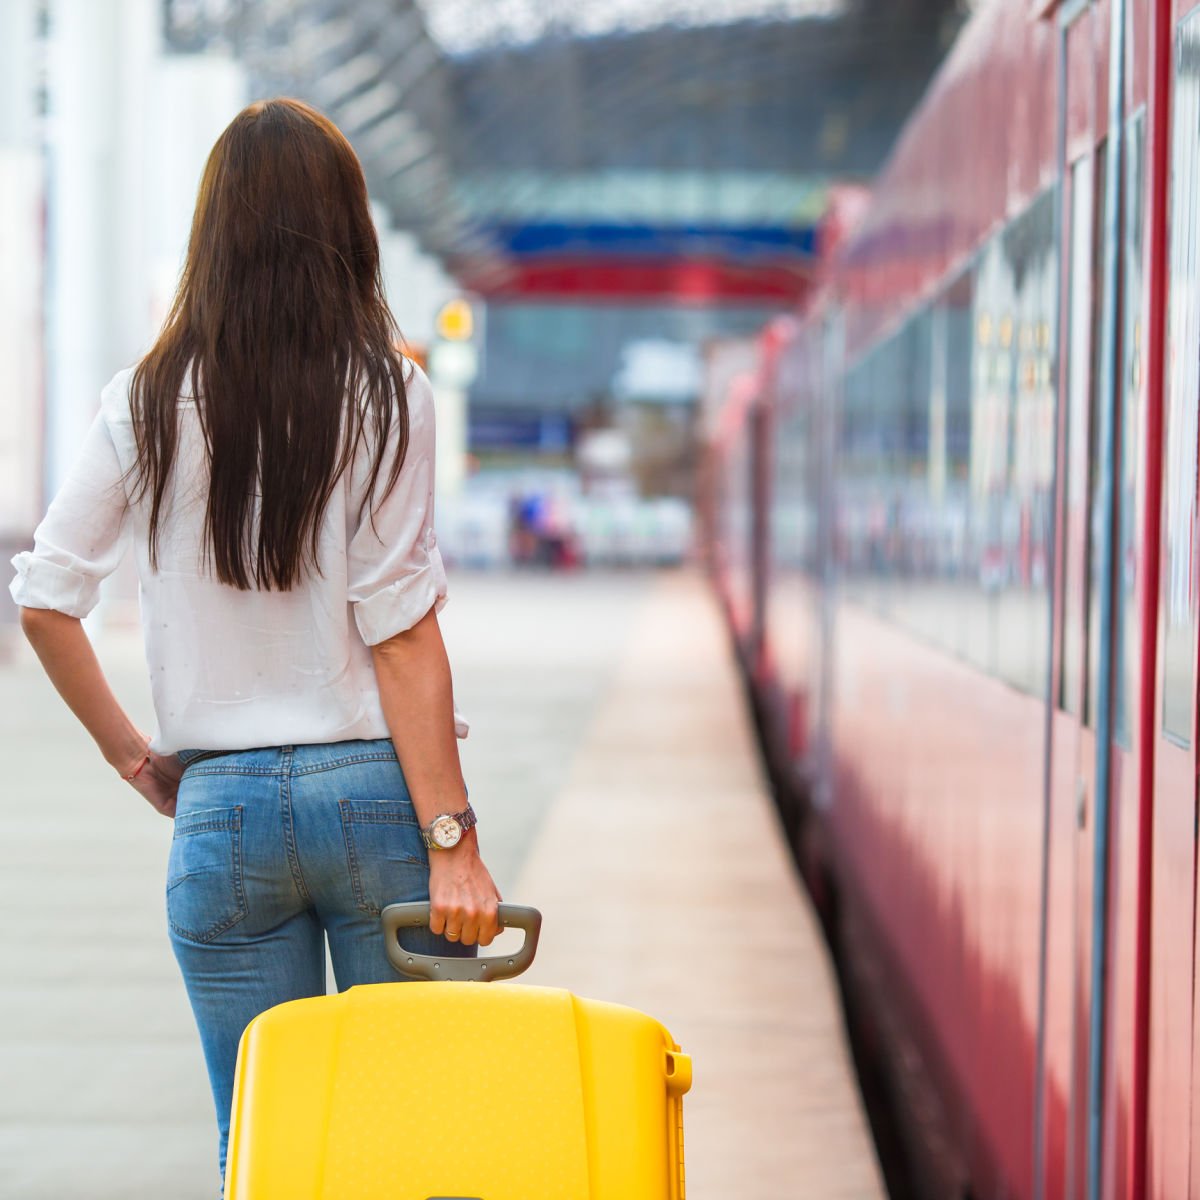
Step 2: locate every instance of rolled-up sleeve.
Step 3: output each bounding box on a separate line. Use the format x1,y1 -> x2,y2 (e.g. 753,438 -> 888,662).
347,364 -> 450,647
10,408 -> 130,618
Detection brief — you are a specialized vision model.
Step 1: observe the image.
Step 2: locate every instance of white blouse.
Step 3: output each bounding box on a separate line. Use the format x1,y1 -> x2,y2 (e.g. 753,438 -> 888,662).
8,358 -> 469,755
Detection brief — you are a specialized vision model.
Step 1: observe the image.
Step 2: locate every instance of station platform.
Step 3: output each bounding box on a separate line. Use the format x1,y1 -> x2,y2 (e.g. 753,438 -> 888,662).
0,568 -> 883,1199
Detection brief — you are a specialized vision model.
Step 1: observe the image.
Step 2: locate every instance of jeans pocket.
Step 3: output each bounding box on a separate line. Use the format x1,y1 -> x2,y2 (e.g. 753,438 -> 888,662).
166,806 -> 248,943
338,798 -> 429,917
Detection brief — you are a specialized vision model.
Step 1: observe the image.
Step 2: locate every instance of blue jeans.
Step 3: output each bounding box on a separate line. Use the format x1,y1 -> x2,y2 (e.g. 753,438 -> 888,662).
168,738 -> 474,1191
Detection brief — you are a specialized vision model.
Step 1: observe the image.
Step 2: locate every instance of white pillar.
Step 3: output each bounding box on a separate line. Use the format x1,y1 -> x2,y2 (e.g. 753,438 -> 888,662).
44,0 -> 123,498
0,0 -> 44,558
45,0 -> 247,493
43,0 -> 246,630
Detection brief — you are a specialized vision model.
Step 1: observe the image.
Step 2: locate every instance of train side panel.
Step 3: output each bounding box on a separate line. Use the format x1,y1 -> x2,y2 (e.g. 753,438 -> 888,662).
700,2 -> 1193,1197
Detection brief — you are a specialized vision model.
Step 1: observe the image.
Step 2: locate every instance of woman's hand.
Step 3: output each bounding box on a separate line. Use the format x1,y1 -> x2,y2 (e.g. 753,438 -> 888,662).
17,609 -> 184,817
427,832 -> 502,947
119,742 -> 185,818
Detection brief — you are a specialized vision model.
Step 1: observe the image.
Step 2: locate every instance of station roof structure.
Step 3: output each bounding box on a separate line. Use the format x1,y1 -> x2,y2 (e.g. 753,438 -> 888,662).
163,0 -> 965,304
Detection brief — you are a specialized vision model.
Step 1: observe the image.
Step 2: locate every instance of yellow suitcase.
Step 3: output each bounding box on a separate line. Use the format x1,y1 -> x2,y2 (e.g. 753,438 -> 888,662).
223,903 -> 691,1200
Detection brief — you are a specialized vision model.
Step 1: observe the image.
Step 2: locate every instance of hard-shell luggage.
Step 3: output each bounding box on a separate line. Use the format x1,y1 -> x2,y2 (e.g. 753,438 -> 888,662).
222,902 -> 692,1199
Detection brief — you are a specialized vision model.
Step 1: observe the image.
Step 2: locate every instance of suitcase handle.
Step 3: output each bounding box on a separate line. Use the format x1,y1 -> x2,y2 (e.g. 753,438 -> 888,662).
380,902 -> 542,982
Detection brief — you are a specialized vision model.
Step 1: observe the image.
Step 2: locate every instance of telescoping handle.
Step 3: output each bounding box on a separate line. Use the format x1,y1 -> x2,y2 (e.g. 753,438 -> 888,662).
380,901 -> 542,982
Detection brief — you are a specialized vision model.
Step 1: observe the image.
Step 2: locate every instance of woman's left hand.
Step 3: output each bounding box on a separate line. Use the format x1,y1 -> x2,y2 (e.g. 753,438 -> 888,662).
123,747 -> 185,818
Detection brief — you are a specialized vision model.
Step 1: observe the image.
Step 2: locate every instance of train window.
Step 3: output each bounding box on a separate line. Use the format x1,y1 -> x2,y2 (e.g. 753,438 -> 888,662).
771,343 -> 816,576
967,240 -> 1012,680
1114,111 -> 1147,749
939,272 -> 975,662
992,189 -> 1058,696
875,331 -> 904,618
944,274 -> 975,485
1161,17 -> 1200,747
838,348 -> 882,607
900,278 -> 960,658
834,189 -> 1059,700
891,312 -> 934,639
1060,147 -> 1105,718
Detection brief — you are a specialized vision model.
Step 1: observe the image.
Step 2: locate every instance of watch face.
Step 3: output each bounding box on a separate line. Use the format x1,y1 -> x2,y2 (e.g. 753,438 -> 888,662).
430,815 -> 462,849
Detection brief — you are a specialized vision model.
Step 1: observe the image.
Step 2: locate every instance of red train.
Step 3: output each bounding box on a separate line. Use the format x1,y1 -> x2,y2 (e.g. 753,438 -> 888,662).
700,3 -> 1200,1197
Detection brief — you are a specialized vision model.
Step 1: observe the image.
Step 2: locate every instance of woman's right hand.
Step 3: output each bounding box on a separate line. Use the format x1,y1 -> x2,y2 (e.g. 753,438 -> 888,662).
127,750 -> 185,818
427,832 -> 502,946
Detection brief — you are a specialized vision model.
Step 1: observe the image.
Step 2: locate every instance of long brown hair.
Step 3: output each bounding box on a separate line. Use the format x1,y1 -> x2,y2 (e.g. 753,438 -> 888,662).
127,97 -> 411,591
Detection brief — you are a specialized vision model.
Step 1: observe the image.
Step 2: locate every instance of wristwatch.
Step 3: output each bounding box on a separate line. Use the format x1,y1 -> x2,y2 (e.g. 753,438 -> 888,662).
421,803 -> 478,850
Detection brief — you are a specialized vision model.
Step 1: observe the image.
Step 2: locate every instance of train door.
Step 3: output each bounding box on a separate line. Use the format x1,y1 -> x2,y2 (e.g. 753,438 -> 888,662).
1154,5 -> 1200,1198
1041,5 -> 1107,1198
1041,3 -> 1172,1198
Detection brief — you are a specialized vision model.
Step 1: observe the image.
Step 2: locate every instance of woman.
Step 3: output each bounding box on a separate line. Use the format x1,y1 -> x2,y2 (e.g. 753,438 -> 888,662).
9,97 -> 501,1192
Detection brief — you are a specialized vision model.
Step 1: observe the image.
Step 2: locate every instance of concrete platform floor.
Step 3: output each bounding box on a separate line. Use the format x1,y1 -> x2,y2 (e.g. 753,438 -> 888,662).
0,567 -> 883,1199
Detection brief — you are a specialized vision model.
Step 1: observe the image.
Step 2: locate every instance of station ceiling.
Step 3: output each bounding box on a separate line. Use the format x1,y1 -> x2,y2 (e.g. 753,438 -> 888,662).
164,0 -> 968,303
